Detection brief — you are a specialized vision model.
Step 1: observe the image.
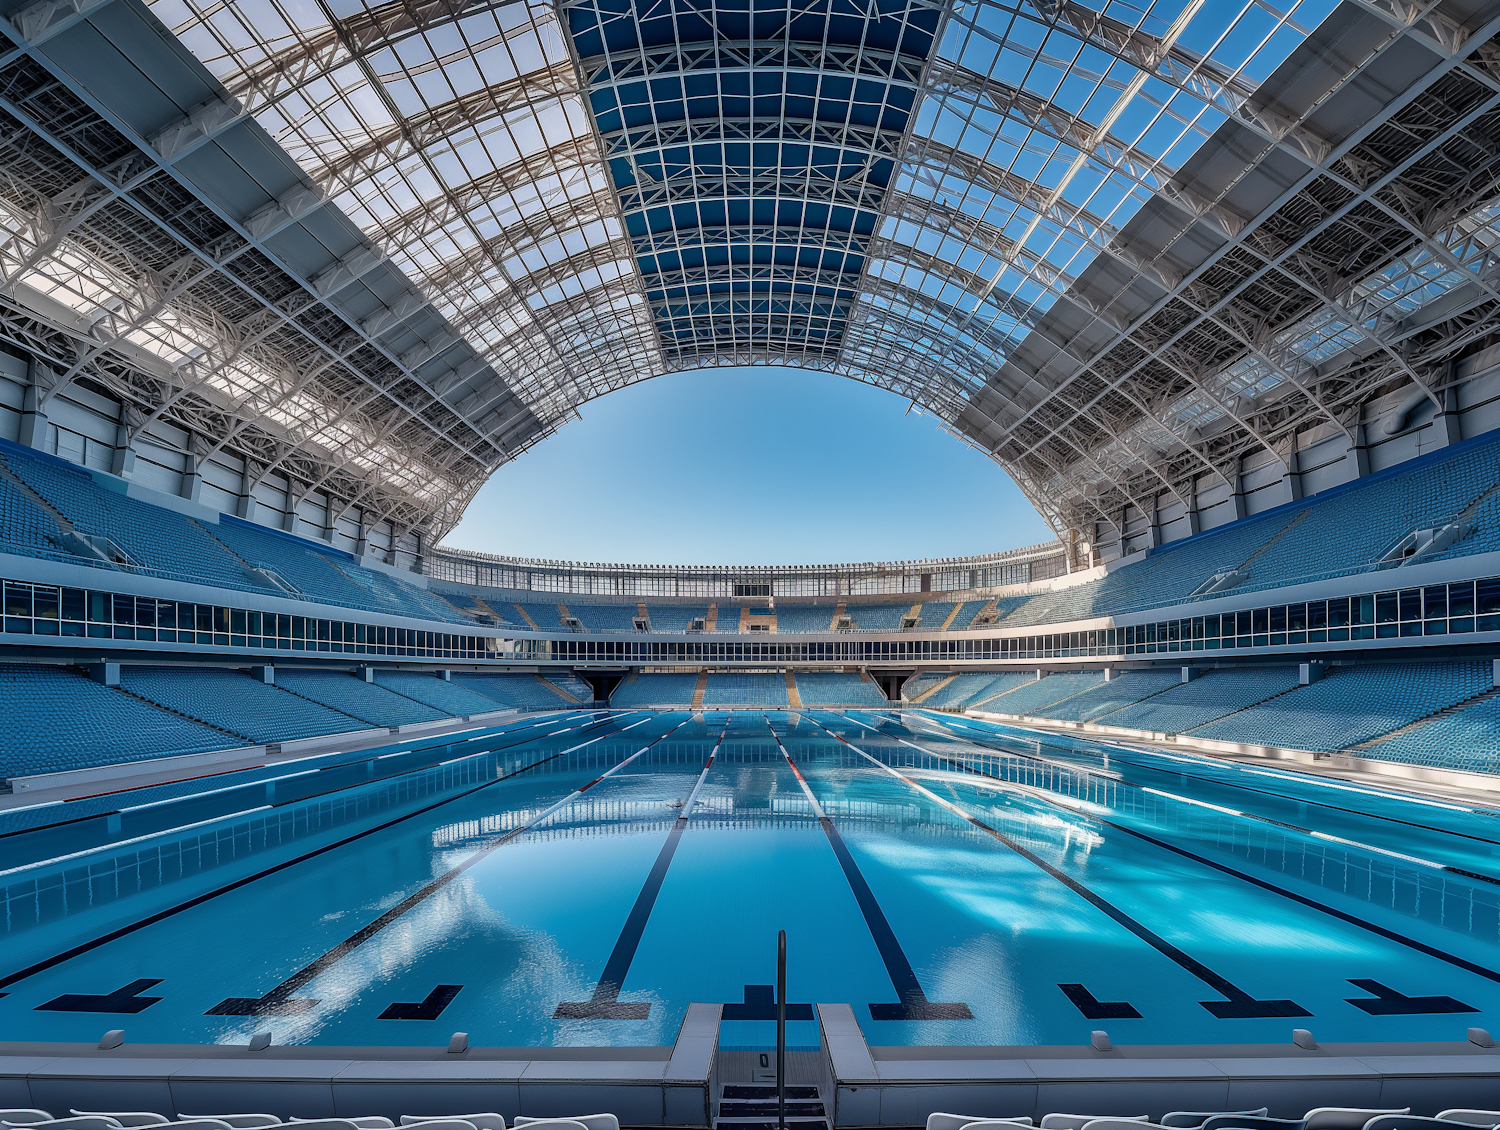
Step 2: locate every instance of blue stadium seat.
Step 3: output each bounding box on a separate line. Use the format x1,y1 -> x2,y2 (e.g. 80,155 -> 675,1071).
1190,662 -> 1492,751
1365,692 -> 1500,773
274,670 -> 449,728
120,666 -> 365,743
374,672 -> 511,716
979,671 -> 1106,714
1041,670 -> 1183,722
703,672 -> 789,705
644,605 -> 710,631
0,664 -> 236,779
611,673 -> 699,706
770,605 -> 838,632
452,673 -> 575,709
1103,667 -> 1301,733
795,672 -> 885,706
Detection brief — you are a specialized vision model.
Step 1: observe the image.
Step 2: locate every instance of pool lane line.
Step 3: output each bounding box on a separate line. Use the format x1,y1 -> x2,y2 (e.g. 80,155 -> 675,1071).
0,709 -> 600,842
765,718 -> 973,1020
874,727 -> 1500,991
555,727 -> 727,1019
802,713 -> 1311,1019
0,711 -> 639,881
0,711 -> 656,993
866,712 -> 1500,887
208,713 -> 695,1017
929,711 -> 1500,822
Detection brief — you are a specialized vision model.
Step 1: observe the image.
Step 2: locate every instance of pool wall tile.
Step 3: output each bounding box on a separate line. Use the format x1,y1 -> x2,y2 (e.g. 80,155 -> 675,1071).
0,1056 -> 56,1106
871,1081 -> 1039,1125
26,1056 -> 191,1115
518,1079 -> 669,1124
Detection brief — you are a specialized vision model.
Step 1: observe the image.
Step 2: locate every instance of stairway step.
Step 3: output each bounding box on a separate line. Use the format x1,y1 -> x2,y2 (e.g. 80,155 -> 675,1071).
722,1087 -> 820,1100
718,1103 -> 825,1116
715,1121 -> 829,1130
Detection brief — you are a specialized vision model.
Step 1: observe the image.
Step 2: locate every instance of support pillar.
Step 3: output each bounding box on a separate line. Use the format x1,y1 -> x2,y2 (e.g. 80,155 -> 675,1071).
1181,666 -> 1203,683
1345,422 -> 1371,479
1299,662 -> 1325,686
18,381 -> 49,449
250,665 -> 274,685
86,662 -> 120,687
1230,472 -> 1248,521
109,422 -> 136,479
1433,386 -> 1463,447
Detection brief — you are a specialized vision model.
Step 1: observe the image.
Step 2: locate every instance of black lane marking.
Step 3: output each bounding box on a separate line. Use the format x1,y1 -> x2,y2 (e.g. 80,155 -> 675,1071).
808,714 -> 1308,1019
555,742 -> 719,1019
773,731 -> 972,1020
880,726 -> 1500,990
917,714 -> 1500,885
1058,983 -> 1141,1020
36,978 -> 163,1013
1344,978 -> 1478,1015
379,984 -> 463,1020
0,714 -> 628,992
212,717 -> 691,1017
721,983 -> 815,1021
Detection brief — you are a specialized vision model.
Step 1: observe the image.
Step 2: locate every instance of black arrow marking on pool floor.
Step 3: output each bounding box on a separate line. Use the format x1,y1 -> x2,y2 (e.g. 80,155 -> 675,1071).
770,722 -> 972,1020
379,984 -> 463,1020
880,720 -> 1500,989
35,978 -> 164,1013
209,716 -> 692,1017
1343,978 -> 1478,1014
0,713 -> 645,994
1057,983 -> 1141,1020
555,734 -> 723,1019
805,714 -> 1309,1019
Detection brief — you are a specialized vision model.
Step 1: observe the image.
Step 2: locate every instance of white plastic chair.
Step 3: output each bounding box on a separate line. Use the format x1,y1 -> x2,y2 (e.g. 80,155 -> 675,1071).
0,1116 -> 53,1126
926,1116 -> 1033,1130
1042,1117 -> 1147,1130
4,1119 -> 123,1130
272,1122 -> 363,1130
514,1118 -> 612,1130
402,1117 -> 504,1130
1163,1112 -> 1268,1129
394,1122 -> 476,1130
180,1120 -> 280,1129
503,1120 -> 587,1130
1438,1116 -> 1500,1129
1083,1120 -> 1161,1130
71,1114 -> 168,1127
1305,1111 -> 1408,1130
294,1122 -> 389,1130
156,1122 -> 233,1130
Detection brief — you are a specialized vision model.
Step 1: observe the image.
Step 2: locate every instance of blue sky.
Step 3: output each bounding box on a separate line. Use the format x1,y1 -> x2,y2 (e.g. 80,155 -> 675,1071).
444,367 -> 1054,564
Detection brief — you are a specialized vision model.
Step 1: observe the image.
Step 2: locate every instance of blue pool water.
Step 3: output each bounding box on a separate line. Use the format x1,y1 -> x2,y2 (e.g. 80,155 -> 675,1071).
4,707 -> 1499,1050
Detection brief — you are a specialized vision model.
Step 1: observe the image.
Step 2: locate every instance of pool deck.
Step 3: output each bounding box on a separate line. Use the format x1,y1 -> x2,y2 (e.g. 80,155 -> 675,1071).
4,1003 -> 1498,1127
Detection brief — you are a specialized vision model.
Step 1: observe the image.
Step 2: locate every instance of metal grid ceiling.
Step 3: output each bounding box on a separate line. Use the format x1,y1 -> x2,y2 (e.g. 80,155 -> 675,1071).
6,0 -> 1500,543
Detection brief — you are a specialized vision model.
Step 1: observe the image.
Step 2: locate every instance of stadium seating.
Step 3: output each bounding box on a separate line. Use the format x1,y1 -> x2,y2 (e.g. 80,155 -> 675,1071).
0,664 -> 236,779
979,670 -> 1106,715
965,672 -> 1040,708
1189,661 -> 1492,751
0,462 -> 65,559
768,605 -> 836,632
274,670 -> 448,728
645,605 -> 710,631
546,672 -> 596,702
453,674 -> 574,710
610,673 -> 699,706
514,603 -> 565,629
1365,692 -> 1500,773
120,666 -> 366,743
921,673 -> 1007,709
900,672 -> 951,701
844,603 -> 913,631
4,447 -> 251,590
571,603 -> 638,632
1102,667 -> 1301,734
374,672 -> 511,716
702,672 -> 789,705
1040,669 -> 1184,722
795,672 -> 886,706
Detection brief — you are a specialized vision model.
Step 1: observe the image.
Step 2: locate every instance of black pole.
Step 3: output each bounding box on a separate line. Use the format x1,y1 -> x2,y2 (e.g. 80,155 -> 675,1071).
777,928 -> 787,1130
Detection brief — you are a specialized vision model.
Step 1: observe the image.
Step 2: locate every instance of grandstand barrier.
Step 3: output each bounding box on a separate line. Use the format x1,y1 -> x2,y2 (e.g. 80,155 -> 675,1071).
7,742 -> 268,794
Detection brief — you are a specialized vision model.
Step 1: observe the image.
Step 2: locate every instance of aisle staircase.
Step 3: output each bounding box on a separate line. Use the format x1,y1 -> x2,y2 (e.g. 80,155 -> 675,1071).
706,603 -> 720,631
939,602 -> 965,631
715,1085 -> 828,1130
512,603 -> 539,629
692,671 -> 708,708
785,671 -> 802,708
907,673 -> 956,704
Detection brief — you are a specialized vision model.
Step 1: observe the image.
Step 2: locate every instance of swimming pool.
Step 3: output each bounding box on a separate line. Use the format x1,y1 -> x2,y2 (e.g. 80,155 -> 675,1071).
4,707 -> 1499,1052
